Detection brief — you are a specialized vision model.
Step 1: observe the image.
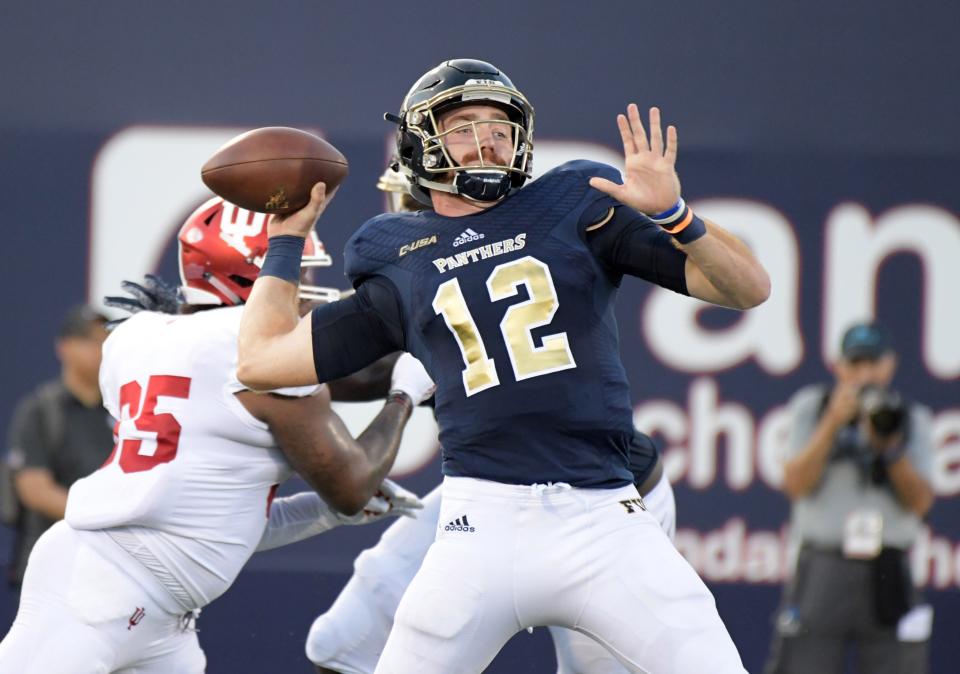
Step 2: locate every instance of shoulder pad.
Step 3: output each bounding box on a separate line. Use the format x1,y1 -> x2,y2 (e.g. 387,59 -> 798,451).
547,159 -> 622,183
345,212 -> 420,283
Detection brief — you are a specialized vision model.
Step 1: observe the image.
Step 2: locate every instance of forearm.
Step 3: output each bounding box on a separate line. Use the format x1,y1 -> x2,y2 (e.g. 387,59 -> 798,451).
782,419 -> 840,499
683,221 -> 771,309
887,457 -> 935,517
278,394 -> 412,515
255,491 -> 341,552
350,396 -> 412,497
238,276 -> 300,378
15,472 -> 68,520
326,352 -> 400,402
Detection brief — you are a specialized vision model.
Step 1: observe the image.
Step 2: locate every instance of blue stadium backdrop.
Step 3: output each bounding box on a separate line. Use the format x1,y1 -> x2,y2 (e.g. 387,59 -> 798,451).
1,2 -> 958,672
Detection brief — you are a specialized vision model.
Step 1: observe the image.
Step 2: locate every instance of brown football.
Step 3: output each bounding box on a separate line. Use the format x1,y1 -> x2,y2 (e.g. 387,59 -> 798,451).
201,127 -> 348,214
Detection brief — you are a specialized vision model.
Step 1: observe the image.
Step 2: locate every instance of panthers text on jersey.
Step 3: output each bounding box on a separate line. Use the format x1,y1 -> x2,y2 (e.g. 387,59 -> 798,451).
343,160 -> 686,488
65,306 -> 320,609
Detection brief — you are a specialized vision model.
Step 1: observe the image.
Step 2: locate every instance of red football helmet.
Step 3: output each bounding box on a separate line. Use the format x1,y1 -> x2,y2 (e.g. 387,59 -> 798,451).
177,197 -> 339,306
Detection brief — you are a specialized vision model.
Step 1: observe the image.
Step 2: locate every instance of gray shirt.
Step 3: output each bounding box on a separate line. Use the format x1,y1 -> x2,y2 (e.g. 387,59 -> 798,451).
786,384 -> 934,549
6,380 -> 115,584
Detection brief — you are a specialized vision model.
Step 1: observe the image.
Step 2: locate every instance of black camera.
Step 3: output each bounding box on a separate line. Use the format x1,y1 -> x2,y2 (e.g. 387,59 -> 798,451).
859,385 -> 907,437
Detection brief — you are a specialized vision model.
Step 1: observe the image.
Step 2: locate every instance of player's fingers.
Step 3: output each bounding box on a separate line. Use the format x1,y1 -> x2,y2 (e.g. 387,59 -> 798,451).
649,107 -> 663,156
309,181 -> 327,204
378,479 -> 400,499
664,125 -> 678,165
588,177 -> 624,198
616,114 -> 637,156
363,496 -> 389,515
298,182 -> 327,219
627,104 -> 649,151
392,495 -> 424,510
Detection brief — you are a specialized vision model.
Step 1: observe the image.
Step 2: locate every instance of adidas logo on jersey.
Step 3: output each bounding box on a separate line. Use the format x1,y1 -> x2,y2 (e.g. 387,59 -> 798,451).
444,515 -> 475,532
452,228 -> 484,247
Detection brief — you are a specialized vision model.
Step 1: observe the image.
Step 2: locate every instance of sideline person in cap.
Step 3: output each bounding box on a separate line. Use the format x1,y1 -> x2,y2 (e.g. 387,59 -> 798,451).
764,322 -> 935,674
2,305 -> 113,588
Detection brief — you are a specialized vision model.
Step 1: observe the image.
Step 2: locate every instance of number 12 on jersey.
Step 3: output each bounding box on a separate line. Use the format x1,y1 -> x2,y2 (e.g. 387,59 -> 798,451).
433,255 -> 576,396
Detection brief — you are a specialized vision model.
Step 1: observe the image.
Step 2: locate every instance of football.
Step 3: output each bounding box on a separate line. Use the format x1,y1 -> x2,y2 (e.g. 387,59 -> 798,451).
201,127 -> 348,215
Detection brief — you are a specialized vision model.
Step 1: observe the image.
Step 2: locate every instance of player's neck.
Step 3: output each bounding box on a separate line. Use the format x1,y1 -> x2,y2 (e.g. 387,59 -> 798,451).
430,191 -> 493,218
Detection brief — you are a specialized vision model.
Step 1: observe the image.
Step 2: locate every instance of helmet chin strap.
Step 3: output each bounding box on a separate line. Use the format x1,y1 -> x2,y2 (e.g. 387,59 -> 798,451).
454,170 -> 512,202
205,275 -> 243,306
410,169 -> 512,203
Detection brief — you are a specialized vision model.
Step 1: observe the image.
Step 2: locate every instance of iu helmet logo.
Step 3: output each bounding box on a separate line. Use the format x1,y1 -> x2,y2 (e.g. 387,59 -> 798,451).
177,197 -> 339,306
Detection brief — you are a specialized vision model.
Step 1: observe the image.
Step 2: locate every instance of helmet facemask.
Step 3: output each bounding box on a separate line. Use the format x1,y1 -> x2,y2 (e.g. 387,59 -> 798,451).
393,61 -> 535,207
406,91 -> 532,203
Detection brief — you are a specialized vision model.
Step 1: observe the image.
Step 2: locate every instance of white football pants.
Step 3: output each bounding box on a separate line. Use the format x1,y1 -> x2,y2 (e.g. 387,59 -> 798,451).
548,471 -> 676,674
0,521 -> 205,674
308,475 -> 682,674
373,477 -> 745,674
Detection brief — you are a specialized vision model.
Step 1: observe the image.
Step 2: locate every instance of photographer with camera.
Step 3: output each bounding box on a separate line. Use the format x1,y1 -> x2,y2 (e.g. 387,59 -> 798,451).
765,322 -> 935,674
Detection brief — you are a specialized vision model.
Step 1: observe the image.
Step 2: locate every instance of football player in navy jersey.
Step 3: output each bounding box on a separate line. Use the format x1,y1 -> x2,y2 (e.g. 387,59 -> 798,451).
239,59 -> 769,674
305,167 -> 677,674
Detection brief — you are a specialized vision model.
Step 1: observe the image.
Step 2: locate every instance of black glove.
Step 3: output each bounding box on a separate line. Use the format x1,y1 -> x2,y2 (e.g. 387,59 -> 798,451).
104,274 -> 184,320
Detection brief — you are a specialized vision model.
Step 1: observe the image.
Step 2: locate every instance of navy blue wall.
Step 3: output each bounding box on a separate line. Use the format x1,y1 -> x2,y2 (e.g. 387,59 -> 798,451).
2,2 -> 958,672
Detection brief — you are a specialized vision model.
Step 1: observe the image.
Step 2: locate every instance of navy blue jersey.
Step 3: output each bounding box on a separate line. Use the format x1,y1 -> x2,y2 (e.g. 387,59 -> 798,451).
342,160 -> 686,488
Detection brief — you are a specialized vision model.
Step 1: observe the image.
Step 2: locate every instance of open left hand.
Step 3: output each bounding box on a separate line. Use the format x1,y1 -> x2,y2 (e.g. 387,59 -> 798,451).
334,478 -> 423,526
589,104 -> 681,215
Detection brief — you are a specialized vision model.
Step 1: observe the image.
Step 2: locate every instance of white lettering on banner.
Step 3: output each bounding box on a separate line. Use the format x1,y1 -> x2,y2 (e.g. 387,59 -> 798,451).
932,410 -> 960,495
634,378 -> 783,491
909,526 -> 960,590
824,204 -> 960,378
688,379 -> 754,490
677,522 -> 960,590
756,406 -> 792,488
634,377 -> 960,497
675,519 -> 792,584
643,200 -> 803,375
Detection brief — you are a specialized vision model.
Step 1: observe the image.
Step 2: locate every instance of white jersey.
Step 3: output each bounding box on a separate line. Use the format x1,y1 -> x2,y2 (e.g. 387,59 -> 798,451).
65,306 -> 320,610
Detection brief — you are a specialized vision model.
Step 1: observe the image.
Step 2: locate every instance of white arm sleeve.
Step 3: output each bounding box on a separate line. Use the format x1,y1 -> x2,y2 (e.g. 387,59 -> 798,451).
255,492 -> 342,552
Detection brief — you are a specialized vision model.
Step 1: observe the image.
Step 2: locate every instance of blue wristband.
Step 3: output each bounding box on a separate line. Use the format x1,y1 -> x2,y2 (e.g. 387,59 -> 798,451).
260,235 -> 305,283
650,198 -> 684,223
672,213 -> 707,244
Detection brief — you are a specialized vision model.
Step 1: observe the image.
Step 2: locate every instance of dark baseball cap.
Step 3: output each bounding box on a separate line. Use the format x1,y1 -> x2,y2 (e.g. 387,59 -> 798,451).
58,304 -> 108,339
840,322 -> 893,360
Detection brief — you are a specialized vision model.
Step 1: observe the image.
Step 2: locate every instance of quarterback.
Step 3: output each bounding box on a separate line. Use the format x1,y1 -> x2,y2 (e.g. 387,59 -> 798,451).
306,167 -> 677,674
239,59 -> 769,673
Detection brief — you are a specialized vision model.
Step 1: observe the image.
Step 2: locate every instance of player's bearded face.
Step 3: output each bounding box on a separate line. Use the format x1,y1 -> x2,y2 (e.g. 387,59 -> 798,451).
438,105 -> 514,170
